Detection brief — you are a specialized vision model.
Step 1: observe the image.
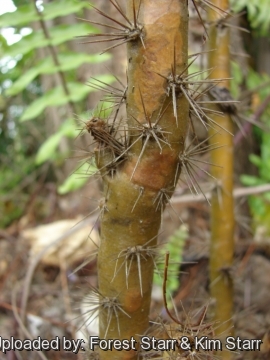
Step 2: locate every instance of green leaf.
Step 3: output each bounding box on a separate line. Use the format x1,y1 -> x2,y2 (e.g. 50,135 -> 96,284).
20,75 -> 115,122
58,162 -> 96,194
19,83 -> 90,121
5,23 -> 97,57
35,132 -> 62,165
246,68 -> 263,89
60,117 -> 78,138
42,0 -> 89,21
240,175 -> 264,186
0,5 -> 38,27
6,53 -> 110,96
249,196 -> 267,219
35,118 -> 76,165
153,224 -> 188,294
249,154 -> 261,167
6,68 -> 39,96
0,0 -> 89,27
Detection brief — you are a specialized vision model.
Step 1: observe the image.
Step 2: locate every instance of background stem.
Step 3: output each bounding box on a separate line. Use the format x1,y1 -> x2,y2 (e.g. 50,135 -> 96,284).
208,1 -> 234,357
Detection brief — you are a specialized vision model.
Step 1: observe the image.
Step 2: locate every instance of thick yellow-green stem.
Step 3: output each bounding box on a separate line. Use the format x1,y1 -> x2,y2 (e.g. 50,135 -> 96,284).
208,0 -> 234,357
97,1 -> 189,359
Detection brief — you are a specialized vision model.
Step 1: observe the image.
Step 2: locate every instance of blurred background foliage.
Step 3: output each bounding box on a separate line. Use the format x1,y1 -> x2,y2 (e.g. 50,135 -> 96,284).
0,0 -> 270,235
0,0 -> 115,227
230,0 -> 270,35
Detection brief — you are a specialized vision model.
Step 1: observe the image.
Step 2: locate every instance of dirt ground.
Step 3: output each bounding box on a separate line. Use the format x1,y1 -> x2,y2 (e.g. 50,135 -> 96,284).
0,183 -> 270,360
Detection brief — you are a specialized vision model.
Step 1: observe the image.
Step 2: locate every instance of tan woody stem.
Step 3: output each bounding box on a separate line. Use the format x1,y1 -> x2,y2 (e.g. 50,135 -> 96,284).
97,1 -> 189,359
